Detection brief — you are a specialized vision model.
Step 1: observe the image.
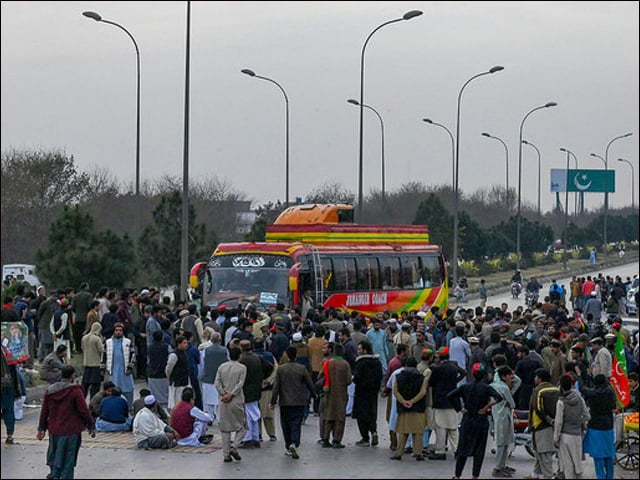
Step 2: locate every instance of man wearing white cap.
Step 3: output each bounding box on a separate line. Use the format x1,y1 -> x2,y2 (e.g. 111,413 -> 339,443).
133,394 -> 178,449
224,317 -> 240,347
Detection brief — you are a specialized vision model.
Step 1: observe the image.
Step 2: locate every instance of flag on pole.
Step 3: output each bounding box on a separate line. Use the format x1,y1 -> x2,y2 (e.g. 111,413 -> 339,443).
610,331 -> 630,407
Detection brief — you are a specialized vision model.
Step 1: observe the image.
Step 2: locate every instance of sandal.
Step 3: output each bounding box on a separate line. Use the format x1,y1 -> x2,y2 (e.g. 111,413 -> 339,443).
230,448 -> 242,461
5,437 -> 14,445
223,456 -> 233,463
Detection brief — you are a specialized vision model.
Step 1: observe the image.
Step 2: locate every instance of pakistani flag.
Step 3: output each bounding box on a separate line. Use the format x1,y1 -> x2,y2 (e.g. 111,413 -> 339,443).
610,332 -> 630,407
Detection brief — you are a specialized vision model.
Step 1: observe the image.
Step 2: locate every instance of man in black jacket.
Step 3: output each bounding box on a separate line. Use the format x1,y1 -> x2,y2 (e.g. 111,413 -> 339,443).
352,340 -> 383,447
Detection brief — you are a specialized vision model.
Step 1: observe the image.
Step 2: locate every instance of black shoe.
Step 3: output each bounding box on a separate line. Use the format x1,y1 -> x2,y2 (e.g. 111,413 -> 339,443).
390,455 -> 402,460
229,448 -> 241,461
428,452 -> 446,460
321,440 -> 332,448
404,447 -> 413,454
238,441 -> 253,449
504,466 -> 516,474
198,434 -> 213,445
332,442 -> 345,449
269,435 -> 277,442
415,455 -> 425,461
371,433 -> 379,446
355,439 -> 370,447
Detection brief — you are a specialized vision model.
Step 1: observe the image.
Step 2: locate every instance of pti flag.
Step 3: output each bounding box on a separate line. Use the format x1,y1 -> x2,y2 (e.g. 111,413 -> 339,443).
610,332 -> 630,407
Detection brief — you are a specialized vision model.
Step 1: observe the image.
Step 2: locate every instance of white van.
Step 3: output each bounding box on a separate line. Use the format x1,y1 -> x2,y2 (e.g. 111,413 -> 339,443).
2,264 -> 41,287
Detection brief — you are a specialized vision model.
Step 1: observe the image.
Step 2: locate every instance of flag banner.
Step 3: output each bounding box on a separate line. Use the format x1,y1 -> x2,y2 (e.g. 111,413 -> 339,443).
1,321 -> 30,365
610,331 -> 630,407
550,169 -> 615,192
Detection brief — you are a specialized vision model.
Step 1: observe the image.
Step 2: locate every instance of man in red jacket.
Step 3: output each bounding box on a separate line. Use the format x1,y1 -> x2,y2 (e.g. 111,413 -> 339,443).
37,365 -> 95,479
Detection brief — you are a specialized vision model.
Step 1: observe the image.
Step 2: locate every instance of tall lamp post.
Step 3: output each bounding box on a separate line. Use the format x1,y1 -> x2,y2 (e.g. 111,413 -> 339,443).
83,11 -> 141,245
516,102 -> 557,270
452,66 -> 504,288
422,118 -> 455,195
559,148 -> 571,270
356,9 -> 422,221
522,140 -> 542,215
602,133 -> 633,254
560,148 -> 578,216
348,99 -> 385,202
241,69 -> 290,206
590,152 -> 606,167
617,158 -> 635,208
481,132 -> 509,207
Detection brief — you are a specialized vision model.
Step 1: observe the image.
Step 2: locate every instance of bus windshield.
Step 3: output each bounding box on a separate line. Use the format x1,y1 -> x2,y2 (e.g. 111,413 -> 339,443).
203,254 -> 292,308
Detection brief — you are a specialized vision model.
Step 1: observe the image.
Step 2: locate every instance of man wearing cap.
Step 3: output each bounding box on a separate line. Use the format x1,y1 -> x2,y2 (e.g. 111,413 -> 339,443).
427,346 -> 466,460
224,316 -> 240,347
133,394 -> 179,449
590,337 -> 611,379
239,339 -> 264,448
468,336 -> 489,382
583,290 -> 603,326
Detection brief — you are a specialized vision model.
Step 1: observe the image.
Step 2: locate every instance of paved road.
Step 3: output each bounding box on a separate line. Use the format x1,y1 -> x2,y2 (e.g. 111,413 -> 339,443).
2,261 -> 638,479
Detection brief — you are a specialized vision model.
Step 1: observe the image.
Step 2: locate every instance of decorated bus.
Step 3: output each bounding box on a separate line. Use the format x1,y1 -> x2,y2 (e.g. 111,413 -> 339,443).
190,204 -> 448,318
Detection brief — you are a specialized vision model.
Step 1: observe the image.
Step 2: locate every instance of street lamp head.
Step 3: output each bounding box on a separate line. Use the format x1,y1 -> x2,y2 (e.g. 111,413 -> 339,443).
422,118 -> 433,124
489,66 -> 504,74
82,11 -> 102,22
544,102 -> 558,108
560,147 -> 568,153
481,132 -> 491,138
522,140 -> 529,145
622,132 -> 633,138
347,99 -> 360,106
403,10 -> 423,20
241,69 -> 256,77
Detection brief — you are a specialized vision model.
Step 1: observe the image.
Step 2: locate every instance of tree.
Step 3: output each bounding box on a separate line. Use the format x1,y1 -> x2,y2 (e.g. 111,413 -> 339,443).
304,181 -> 354,205
138,191 -> 215,286
1,148 -> 90,267
244,201 -> 286,242
34,205 -> 136,290
413,194 -> 454,260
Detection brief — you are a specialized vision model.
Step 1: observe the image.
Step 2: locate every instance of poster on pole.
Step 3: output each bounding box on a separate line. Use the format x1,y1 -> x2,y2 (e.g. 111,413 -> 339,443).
550,169 -> 615,192
1,322 -> 30,365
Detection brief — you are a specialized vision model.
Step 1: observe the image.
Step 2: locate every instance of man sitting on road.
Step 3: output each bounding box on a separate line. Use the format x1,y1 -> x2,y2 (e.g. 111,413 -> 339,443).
170,387 -> 214,446
133,395 -> 179,449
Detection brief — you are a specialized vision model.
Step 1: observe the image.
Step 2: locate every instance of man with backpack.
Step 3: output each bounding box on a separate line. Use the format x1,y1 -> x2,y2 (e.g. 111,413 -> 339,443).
528,368 -> 560,479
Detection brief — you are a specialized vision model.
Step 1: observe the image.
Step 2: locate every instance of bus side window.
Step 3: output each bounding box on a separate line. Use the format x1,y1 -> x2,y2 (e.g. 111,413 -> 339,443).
380,256 -> 401,290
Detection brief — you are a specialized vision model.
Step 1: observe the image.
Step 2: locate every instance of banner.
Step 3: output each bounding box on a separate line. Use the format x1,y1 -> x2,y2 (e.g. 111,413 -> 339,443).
550,169 -> 615,193
610,331 -> 630,407
1,321 -> 30,365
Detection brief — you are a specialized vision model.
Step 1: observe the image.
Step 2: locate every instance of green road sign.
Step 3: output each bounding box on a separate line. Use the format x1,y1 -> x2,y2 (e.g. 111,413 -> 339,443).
550,169 -> 615,193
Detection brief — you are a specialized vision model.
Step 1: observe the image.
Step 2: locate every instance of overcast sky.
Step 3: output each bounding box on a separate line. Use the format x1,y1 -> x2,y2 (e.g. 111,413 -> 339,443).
2,1 -> 638,214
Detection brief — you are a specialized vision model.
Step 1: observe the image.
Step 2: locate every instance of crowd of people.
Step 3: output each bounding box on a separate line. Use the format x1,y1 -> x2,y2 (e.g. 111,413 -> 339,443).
1,271 -> 639,479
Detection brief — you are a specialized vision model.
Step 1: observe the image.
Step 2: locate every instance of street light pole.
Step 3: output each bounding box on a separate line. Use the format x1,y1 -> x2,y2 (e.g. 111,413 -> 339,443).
522,140 -> 542,216
481,132 -> 509,207
83,10 -> 141,245
452,66 -> 504,288
422,118 -> 455,195
180,1 -> 192,302
357,9 -> 422,221
617,158 -> 635,208
560,148 -> 571,271
603,133 -> 633,254
348,99 -> 385,202
516,102 -> 557,270
241,69 -> 290,206
561,148 -> 578,217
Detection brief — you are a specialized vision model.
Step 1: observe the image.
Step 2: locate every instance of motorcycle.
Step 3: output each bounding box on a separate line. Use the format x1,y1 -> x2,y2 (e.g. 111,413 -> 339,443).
525,290 -> 539,307
490,409 -> 535,458
511,281 -> 522,299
